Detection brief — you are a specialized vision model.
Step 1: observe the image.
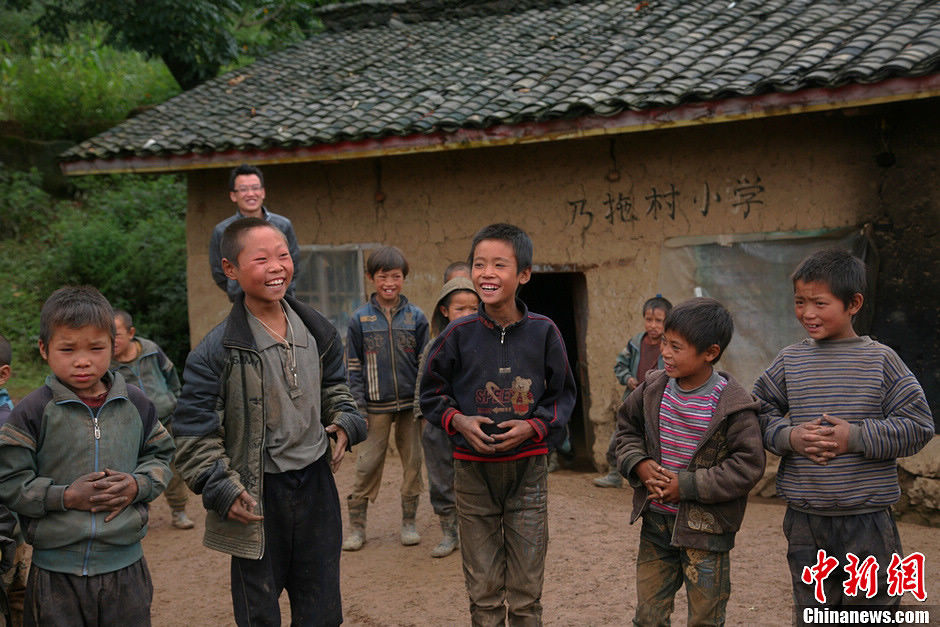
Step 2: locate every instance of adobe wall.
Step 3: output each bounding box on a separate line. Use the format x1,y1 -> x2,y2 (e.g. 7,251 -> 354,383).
186,102 -> 933,469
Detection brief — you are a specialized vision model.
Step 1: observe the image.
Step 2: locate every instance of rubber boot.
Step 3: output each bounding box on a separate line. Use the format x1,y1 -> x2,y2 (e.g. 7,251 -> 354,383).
430,511 -> 458,558
342,496 -> 368,551
592,467 -> 623,488
400,495 -> 421,546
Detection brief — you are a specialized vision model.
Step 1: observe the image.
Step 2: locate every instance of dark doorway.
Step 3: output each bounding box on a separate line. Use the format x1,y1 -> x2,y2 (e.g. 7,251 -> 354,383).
519,271 -> 593,470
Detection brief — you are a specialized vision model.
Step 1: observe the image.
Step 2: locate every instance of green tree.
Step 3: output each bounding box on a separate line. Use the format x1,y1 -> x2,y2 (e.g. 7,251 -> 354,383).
2,0 -> 333,90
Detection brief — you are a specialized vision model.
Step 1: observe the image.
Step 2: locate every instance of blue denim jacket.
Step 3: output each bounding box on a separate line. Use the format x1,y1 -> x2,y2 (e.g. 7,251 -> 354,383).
346,294 -> 428,414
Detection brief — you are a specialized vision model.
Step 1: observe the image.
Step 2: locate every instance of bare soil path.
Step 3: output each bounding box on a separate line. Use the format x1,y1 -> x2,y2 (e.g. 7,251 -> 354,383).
143,454 -> 940,626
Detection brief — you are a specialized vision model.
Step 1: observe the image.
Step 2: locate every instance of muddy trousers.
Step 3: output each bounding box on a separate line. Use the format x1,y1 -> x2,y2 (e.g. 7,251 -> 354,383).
633,512 -> 730,627
784,507 -> 902,617
422,421 -> 456,516
348,409 -> 424,502
24,558 -> 152,627
231,455 -> 342,627
455,455 -> 548,627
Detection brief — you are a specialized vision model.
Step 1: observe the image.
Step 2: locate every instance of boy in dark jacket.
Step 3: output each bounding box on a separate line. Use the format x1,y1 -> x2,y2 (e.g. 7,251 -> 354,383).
615,297 -> 765,626
421,223 -> 577,625
173,218 -> 367,626
342,246 -> 429,551
0,286 -> 174,626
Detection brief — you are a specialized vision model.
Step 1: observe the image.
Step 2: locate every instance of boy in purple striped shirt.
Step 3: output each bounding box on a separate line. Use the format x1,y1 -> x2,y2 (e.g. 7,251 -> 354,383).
753,249 -> 933,613
615,297 -> 765,626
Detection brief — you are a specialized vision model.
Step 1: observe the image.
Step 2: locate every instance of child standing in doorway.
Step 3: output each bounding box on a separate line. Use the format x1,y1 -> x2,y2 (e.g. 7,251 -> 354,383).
594,295 -> 672,488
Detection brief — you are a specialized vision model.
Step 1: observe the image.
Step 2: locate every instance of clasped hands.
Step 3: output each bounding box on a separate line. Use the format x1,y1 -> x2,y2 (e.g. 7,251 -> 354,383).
64,469 -> 139,522
634,459 -> 679,504
789,414 -> 850,465
451,414 -> 536,455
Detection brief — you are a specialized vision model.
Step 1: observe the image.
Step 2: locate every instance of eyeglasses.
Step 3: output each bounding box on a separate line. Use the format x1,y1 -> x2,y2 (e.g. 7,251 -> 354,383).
234,185 -> 263,193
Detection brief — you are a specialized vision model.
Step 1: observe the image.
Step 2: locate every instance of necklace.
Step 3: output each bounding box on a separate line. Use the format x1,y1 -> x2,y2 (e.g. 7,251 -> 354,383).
249,306 -> 298,390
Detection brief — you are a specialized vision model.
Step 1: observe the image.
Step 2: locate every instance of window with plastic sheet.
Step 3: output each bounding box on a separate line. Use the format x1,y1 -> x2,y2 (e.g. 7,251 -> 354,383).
294,245 -> 368,340
657,227 -> 877,390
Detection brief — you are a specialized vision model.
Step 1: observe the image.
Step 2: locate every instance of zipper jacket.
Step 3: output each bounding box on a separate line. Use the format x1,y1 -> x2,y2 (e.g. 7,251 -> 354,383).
110,337 -> 181,424
173,295 -> 368,559
420,299 -> 577,462
615,369 -> 765,552
346,294 -> 429,414
0,372 -> 173,575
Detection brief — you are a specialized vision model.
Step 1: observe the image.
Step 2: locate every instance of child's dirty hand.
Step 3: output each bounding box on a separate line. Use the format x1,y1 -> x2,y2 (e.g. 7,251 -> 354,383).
326,424 -> 349,472
491,419 -> 536,452
657,469 -> 680,503
452,413 -> 497,455
227,490 -> 263,525
634,459 -> 671,500
90,469 -> 140,522
64,471 -> 107,511
790,418 -> 841,464
626,377 -> 639,391
820,414 -> 850,456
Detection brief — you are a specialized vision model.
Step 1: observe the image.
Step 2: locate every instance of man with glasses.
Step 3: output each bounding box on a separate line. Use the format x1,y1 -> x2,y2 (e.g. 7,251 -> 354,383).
209,164 -> 302,301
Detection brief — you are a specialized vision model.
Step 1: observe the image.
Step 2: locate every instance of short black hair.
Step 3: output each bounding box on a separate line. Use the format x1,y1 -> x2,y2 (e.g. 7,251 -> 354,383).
468,223 -> 533,273
443,261 -> 470,282
220,217 -> 286,267
0,333 -> 10,367
229,164 -> 265,191
791,249 -> 866,309
366,246 -> 409,277
643,295 -> 672,315
39,286 -> 115,346
664,297 -> 734,363
114,309 -> 133,329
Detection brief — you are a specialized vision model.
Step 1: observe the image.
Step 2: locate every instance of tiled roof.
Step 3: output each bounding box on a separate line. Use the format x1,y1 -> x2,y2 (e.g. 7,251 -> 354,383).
62,0 -> 940,163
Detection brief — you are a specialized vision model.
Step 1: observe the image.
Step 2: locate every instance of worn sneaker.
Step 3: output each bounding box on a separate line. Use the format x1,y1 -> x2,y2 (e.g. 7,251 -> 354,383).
592,469 -> 623,488
171,510 -> 195,529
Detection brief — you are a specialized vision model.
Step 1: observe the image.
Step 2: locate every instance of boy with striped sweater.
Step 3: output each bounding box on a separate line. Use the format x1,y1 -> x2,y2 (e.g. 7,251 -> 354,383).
615,297 -> 765,626
753,249 -> 933,610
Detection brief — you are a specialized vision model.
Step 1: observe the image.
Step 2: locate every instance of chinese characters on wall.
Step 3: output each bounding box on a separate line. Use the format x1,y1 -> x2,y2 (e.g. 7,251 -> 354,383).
566,176 -> 765,232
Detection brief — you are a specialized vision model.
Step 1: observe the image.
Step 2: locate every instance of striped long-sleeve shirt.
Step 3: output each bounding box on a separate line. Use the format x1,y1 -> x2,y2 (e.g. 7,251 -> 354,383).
651,373 -> 728,515
753,336 -> 934,515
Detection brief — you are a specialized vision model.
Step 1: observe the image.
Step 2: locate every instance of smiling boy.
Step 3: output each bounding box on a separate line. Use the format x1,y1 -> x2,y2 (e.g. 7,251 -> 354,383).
420,223 -> 576,624
342,246 -> 429,551
0,286 -> 173,626
753,249 -> 933,611
614,297 -> 765,626
173,217 -> 366,625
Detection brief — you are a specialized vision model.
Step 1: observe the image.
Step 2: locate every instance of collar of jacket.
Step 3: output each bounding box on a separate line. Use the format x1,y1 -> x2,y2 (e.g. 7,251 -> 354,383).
46,370 -> 126,404
368,292 -> 410,316
477,298 -> 530,333
221,294 -> 332,355
233,205 -> 271,220
642,368 -> 759,421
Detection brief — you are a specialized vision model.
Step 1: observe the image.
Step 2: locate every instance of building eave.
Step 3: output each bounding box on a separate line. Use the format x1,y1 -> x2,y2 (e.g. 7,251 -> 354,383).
60,74 -> 940,176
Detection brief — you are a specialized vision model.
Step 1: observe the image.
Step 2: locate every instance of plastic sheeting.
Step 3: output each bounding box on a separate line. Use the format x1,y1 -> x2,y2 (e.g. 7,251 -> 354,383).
657,227 -> 873,390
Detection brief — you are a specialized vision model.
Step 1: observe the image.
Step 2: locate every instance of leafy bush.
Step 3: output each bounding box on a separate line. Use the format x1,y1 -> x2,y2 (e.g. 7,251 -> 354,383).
40,174 -> 190,365
0,173 -> 190,397
0,167 -> 54,239
0,29 -> 179,141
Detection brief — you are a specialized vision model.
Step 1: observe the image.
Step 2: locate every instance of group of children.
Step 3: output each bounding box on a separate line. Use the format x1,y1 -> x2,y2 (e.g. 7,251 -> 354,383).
0,211 -> 932,626
596,249 -> 933,625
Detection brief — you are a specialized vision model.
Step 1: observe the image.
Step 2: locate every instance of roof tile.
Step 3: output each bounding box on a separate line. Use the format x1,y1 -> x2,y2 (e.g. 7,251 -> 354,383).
63,0 -> 940,162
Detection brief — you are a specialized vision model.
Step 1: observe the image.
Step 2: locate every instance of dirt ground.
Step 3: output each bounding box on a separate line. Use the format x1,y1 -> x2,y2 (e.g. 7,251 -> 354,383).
141,453 -> 940,626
